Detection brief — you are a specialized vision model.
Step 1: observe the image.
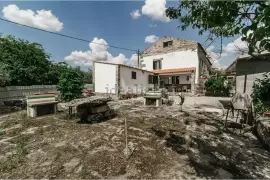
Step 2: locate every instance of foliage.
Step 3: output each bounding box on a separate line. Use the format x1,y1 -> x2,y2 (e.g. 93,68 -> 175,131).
254,99 -> 270,117
166,1 -> 270,55
0,35 -> 89,87
252,72 -> 270,116
46,62 -> 69,85
205,75 -> 231,96
82,68 -> 93,84
0,62 -> 11,87
0,35 -> 51,86
252,72 -> 270,103
57,68 -> 84,101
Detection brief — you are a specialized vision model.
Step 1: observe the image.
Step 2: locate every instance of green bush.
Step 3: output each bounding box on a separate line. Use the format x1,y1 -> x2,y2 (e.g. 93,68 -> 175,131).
252,73 -> 270,116
204,76 -> 231,96
252,72 -> 270,103
57,68 -> 84,101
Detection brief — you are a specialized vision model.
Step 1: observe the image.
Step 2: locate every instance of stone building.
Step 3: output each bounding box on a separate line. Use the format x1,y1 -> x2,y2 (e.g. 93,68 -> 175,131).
140,36 -> 212,94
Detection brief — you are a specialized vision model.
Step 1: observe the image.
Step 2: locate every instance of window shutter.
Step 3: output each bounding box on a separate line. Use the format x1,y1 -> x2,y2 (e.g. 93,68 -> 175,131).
153,61 -> 155,70
159,60 -> 162,69
148,75 -> 153,84
153,75 -> 158,84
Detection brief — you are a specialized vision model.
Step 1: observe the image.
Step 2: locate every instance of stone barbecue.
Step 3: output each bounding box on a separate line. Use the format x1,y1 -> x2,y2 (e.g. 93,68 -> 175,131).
144,91 -> 162,106
68,96 -> 114,123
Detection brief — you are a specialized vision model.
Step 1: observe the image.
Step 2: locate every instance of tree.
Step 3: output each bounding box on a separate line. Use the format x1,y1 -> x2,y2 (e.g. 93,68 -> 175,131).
46,62 -> 69,85
82,68 -> 93,84
57,67 -> 84,101
205,74 -> 231,96
252,72 -> 270,103
0,62 -> 10,87
0,35 -> 51,85
166,1 -> 270,55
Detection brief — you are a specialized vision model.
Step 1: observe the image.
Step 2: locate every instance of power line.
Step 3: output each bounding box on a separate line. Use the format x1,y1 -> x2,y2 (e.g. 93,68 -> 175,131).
0,18 -> 137,52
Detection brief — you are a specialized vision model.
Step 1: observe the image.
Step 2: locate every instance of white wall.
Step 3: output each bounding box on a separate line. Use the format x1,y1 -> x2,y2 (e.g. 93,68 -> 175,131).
94,63 -> 117,94
120,66 -> 153,94
141,50 -> 199,83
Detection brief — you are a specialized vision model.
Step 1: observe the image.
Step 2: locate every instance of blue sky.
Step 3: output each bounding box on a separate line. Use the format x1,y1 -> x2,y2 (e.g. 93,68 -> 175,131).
0,1 -> 245,69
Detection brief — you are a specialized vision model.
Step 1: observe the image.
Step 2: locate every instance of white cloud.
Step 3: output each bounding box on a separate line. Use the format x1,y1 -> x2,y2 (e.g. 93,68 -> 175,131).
221,37 -> 248,57
2,4 -> 63,32
142,0 -> 170,23
130,9 -> 141,20
206,46 -> 221,68
145,35 -> 159,43
65,37 -> 136,67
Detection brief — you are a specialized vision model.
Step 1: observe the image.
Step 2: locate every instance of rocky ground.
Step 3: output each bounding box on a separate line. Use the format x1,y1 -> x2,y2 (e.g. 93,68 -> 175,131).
0,97 -> 270,179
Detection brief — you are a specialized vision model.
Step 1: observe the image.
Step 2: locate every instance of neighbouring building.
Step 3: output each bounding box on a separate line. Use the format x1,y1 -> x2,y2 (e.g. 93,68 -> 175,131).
140,36 -> 212,93
93,61 -> 154,96
230,52 -> 270,95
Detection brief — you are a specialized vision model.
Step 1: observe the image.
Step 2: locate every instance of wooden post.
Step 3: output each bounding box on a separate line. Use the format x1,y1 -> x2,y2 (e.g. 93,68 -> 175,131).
124,117 -> 128,158
243,74 -> 247,93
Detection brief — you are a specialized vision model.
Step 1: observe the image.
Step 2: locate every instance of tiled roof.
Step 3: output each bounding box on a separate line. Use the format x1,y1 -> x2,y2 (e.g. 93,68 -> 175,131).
152,67 -> 196,74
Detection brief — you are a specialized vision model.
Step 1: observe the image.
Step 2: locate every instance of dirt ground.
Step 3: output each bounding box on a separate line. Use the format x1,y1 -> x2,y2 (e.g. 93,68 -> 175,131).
0,98 -> 270,179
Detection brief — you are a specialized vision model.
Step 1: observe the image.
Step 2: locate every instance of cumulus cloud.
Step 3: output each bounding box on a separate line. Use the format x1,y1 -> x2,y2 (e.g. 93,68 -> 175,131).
130,9 -> 141,19
142,0 -> 170,23
145,35 -> 159,43
2,4 -> 63,32
221,37 -> 248,57
65,38 -> 136,67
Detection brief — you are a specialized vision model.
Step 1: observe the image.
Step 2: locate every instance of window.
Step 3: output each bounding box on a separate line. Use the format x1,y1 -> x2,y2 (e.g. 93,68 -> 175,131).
186,75 -> 190,81
148,75 -> 158,84
172,76 -> 179,84
153,60 -> 162,70
132,71 -> 136,79
163,41 -> 173,48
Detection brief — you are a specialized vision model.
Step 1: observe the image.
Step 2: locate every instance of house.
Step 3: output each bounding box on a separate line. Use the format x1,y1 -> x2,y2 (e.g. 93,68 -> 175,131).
93,61 -> 154,97
228,52 -> 270,95
140,36 -> 212,93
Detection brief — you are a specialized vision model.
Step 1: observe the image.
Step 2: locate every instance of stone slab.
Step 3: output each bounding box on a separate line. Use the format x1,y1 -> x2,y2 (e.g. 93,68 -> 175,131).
69,96 -> 112,107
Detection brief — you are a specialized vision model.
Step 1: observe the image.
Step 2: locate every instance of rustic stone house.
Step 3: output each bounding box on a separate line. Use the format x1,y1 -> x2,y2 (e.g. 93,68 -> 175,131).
140,36 -> 212,93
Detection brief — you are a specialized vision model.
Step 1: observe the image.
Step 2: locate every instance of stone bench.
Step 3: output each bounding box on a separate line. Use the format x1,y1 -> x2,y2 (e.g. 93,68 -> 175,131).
26,94 -> 58,117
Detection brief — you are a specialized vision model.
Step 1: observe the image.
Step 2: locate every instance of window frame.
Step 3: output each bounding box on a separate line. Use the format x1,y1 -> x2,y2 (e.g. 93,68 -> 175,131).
131,71 -> 137,80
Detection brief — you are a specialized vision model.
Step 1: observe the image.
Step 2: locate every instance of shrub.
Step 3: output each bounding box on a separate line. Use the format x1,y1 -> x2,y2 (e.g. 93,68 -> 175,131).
252,73 -> 270,116
252,72 -> 270,103
204,76 -> 231,96
57,68 -> 84,101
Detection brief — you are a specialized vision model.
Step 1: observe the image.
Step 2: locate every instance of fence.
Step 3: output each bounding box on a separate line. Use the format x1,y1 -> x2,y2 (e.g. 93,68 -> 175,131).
0,84 -> 93,101
0,85 -> 58,101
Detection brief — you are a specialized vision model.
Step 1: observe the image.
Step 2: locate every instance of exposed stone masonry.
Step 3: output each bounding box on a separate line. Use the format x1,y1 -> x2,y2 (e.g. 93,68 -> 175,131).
142,37 -> 198,57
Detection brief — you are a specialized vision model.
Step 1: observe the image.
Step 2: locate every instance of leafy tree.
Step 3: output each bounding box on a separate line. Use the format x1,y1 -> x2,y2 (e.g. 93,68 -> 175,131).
46,62 -> 69,85
82,68 -> 93,84
57,67 -> 84,101
0,35 -> 51,85
166,1 -> 270,55
205,75 -> 231,96
252,72 -> 270,103
0,62 -> 10,87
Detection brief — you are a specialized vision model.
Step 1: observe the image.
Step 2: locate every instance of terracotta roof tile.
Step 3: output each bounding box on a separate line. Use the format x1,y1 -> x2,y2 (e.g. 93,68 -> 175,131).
152,67 -> 196,74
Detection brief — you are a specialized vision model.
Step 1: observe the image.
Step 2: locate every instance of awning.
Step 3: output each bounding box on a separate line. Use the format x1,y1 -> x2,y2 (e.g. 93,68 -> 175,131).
152,67 -> 195,74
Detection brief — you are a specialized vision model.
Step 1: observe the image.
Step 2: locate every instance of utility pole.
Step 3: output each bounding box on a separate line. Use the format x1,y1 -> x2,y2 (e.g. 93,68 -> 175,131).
137,49 -> 140,68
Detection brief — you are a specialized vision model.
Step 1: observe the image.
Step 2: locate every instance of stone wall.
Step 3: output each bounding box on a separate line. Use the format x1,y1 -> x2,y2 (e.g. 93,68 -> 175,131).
142,37 -> 197,57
